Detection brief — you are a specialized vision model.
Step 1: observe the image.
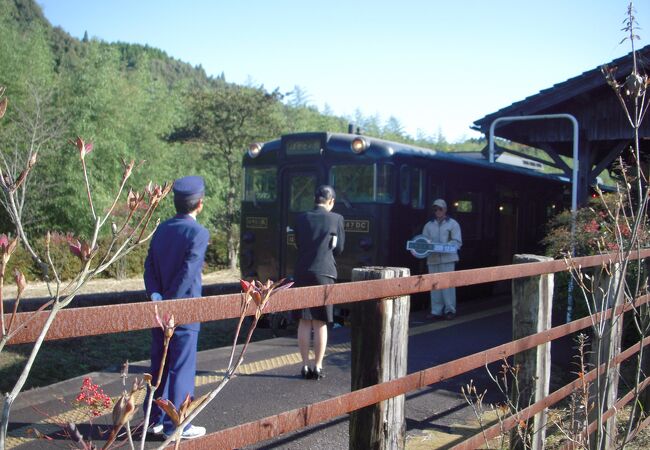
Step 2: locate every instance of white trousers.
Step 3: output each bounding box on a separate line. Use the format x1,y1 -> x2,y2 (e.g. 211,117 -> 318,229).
427,262 -> 456,315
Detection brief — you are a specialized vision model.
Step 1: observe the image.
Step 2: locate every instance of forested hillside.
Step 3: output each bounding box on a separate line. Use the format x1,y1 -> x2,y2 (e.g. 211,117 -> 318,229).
0,0 -> 486,274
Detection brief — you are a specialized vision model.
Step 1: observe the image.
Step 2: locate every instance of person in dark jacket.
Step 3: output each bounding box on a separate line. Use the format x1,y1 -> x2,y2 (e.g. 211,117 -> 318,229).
143,175 -> 209,440
293,185 -> 345,380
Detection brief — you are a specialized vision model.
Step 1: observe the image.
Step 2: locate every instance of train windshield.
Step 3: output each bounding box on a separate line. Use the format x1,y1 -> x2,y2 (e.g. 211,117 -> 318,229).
289,173 -> 316,212
243,167 -> 277,202
329,163 -> 394,203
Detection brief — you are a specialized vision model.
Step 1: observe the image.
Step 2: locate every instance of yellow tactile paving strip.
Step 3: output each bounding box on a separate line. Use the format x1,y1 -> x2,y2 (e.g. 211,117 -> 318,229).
5,343 -> 353,448
6,305 -> 507,448
194,342 -> 352,386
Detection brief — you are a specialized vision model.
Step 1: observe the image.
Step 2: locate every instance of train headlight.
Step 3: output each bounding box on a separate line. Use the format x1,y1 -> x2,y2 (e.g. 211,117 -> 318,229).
242,231 -> 255,244
351,137 -> 369,154
359,237 -> 373,251
240,248 -> 254,270
248,142 -> 263,158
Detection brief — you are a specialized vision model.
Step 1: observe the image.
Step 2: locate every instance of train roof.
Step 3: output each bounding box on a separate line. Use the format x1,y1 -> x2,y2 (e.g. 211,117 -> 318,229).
360,134 -> 572,183
249,132 -> 572,185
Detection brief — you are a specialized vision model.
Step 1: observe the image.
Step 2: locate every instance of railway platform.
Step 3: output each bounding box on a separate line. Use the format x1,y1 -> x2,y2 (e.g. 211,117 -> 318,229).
5,295 -> 513,449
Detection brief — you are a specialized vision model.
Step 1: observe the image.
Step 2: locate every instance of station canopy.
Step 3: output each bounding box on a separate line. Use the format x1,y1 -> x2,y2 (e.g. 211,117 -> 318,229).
472,44 -> 650,206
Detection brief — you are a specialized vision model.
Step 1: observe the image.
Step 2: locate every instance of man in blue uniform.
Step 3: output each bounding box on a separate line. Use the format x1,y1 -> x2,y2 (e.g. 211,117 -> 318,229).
144,175 -> 209,439
293,185 -> 345,380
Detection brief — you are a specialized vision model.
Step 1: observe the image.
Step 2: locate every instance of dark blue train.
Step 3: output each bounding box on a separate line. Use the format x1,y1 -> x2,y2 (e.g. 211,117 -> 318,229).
239,131 -> 569,295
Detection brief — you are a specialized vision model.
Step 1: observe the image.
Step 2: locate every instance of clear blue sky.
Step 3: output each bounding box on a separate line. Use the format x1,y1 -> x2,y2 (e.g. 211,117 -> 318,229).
38,0 -> 649,142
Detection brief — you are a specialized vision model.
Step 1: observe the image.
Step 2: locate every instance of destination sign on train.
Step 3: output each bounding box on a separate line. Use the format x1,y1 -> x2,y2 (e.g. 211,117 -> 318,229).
406,235 -> 456,259
285,138 -> 321,155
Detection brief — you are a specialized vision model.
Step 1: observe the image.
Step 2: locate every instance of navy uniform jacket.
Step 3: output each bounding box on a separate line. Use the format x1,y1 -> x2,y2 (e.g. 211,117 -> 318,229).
294,206 -> 345,279
144,214 -> 210,331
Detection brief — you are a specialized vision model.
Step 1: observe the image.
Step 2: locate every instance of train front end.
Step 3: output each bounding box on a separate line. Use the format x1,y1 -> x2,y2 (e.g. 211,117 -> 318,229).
240,132 -> 393,282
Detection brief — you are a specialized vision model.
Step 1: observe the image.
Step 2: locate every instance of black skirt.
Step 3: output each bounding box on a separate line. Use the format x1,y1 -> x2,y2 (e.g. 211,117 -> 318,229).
291,273 -> 335,323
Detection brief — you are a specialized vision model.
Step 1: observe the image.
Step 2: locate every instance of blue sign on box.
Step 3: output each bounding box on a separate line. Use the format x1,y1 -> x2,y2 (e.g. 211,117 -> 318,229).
406,235 -> 456,259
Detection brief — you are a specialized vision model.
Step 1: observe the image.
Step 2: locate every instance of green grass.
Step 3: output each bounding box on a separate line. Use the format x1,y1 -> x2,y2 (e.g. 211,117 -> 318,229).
0,318 -> 295,393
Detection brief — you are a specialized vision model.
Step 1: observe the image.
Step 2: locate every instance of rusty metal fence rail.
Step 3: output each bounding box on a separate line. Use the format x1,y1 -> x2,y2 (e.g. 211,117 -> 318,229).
6,251 -> 650,345
178,295 -> 650,450
4,249 -> 650,449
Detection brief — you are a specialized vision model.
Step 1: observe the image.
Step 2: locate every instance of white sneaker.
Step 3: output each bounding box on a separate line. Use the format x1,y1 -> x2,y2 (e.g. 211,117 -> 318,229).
148,423 -> 163,435
164,424 -> 206,440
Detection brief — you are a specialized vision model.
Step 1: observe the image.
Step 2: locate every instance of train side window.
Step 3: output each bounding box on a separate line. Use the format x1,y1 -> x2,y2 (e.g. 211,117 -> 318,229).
330,164 -> 394,203
399,165 -> 410,205
330,165 -> 373,202
410,168 -> 424,209
243,167 -> 277,202
375,164 -> 394,203
289,174 -> 316,212
484,198 -> 496,238
455,200 -> 473,213
427,178 -> 444,205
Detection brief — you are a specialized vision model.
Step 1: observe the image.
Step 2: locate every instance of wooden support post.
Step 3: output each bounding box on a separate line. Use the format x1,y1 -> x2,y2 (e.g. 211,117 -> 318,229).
637,320 -> 650,421
349,267 -> 410,450
588,262 -> 624,450
636,301 -> 650,425
511,254 -> 554,450
637,260 -> 650,422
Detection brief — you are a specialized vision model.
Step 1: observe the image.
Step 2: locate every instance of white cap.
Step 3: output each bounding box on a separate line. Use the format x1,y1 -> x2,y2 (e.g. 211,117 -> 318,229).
432,199 -> 447,209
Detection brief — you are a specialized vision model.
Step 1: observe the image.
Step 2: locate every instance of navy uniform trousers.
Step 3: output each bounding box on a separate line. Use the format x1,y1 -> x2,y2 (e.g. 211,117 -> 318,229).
149,326 -> 198,425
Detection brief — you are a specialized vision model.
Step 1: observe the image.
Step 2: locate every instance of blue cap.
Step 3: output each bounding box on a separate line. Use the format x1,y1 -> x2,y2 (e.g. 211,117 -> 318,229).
173,176 -> 205,201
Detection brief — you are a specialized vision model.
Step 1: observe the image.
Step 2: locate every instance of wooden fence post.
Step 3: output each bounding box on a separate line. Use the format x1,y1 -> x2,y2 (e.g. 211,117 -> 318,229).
349,267 -> 410,450
588,262 -> 624,450
638,260 -> 650,422
636,301 -> 650,425
511,254 -> 554,450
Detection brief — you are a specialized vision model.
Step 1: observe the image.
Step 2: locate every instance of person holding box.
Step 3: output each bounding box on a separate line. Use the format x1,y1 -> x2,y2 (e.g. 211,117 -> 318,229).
422,198 -> 462,320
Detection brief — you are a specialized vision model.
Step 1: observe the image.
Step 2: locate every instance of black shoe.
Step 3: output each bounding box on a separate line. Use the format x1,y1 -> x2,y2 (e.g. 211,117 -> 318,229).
312,367 -> 324,380
426,313 -> 443,320
301,365 -> 313,379
445,312 -> 456,320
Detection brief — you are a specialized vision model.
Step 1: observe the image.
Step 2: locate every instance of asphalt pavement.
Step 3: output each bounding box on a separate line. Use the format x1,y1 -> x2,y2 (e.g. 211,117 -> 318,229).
5,295 -> 513,449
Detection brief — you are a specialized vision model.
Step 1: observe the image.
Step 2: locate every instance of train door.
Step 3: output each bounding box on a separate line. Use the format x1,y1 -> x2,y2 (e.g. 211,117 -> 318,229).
280,168 -> 320,279
493,191 -> 518,294
448,191 -> 482,268
496,194 -> 518,266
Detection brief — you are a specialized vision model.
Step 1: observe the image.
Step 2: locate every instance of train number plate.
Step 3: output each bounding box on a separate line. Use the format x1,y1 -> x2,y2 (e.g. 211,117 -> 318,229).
245,216 -> 268,229
344,220 -> 370,233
